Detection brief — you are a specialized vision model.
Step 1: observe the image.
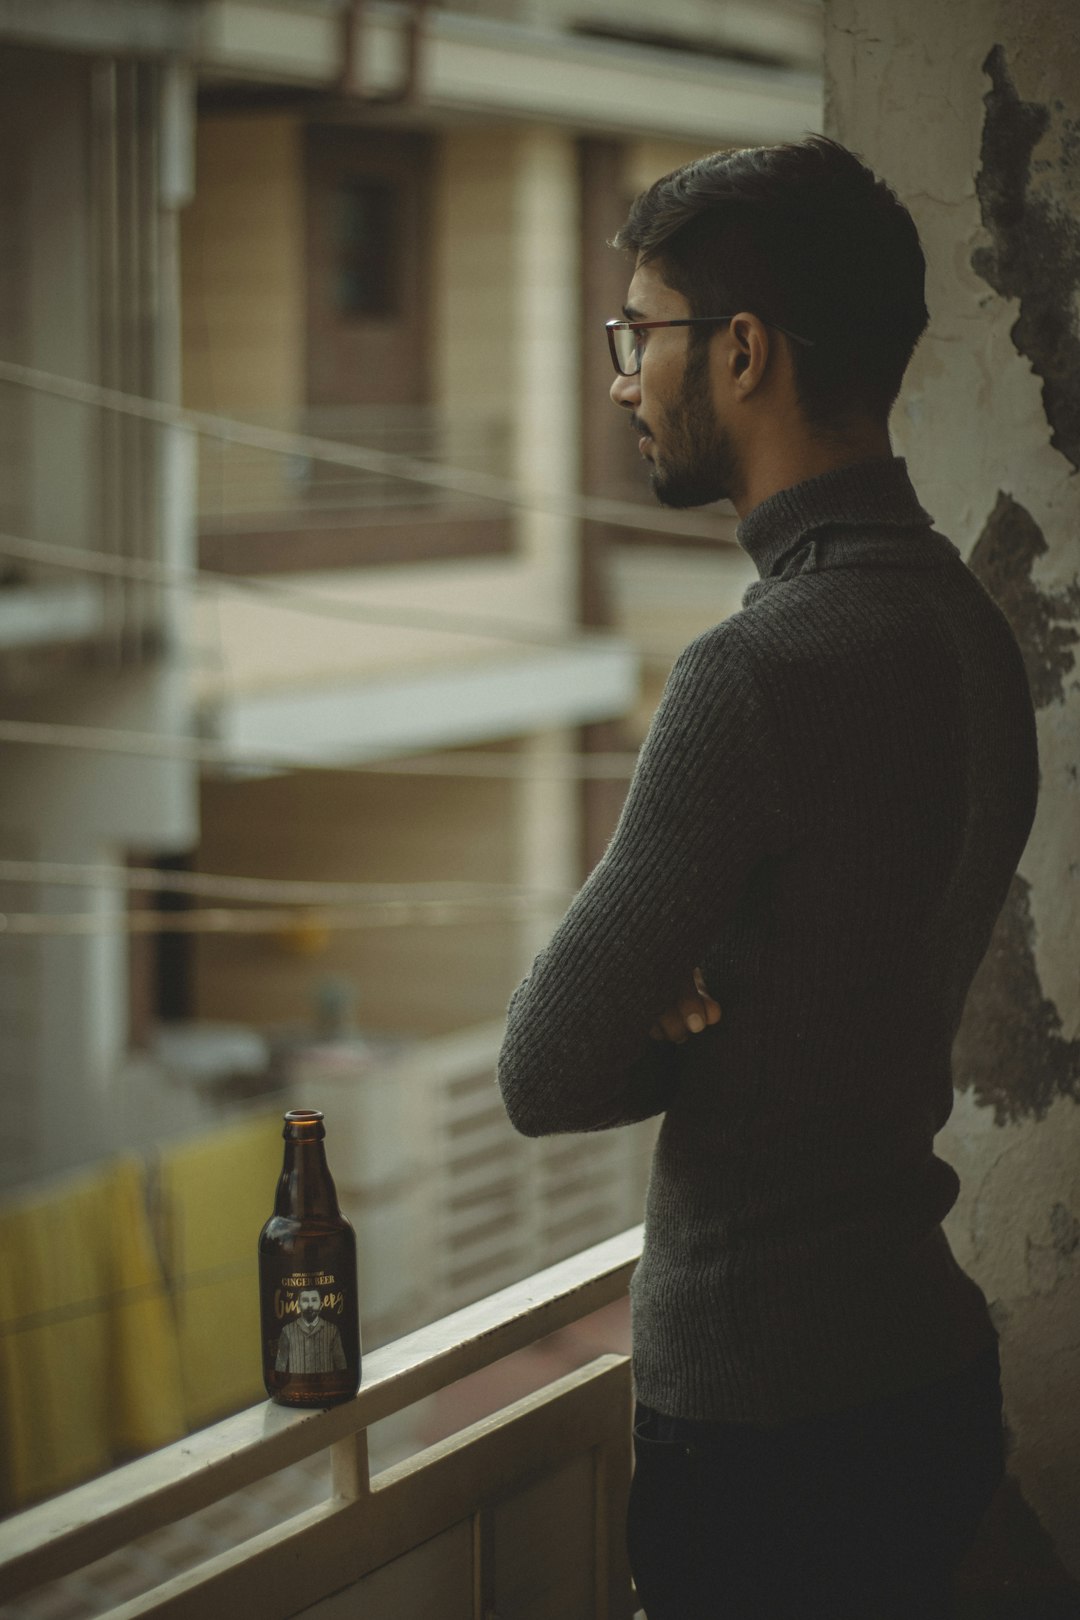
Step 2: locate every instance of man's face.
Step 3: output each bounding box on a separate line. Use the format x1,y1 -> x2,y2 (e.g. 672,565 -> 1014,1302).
609,258 -> 742,509
299,1288 -> 322,1323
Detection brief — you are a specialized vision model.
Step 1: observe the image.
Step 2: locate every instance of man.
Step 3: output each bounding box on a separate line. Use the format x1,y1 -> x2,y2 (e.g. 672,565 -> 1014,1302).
496,137 -> 1037,1618
275,1286 -> 346,1376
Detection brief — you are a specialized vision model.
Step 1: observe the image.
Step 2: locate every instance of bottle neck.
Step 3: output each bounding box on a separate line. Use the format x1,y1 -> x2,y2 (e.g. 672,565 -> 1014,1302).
274,1138 -> 341,1220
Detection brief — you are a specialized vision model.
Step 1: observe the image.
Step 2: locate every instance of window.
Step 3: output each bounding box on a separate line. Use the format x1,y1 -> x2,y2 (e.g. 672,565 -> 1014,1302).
335,178 -> 397,318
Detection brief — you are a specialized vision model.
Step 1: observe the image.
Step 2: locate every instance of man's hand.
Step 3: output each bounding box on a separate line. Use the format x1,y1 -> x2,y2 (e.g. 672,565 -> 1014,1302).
649,968 -> 722,1044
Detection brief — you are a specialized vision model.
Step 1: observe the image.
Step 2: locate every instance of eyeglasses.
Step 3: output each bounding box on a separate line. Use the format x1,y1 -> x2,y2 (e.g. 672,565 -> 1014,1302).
605,316 -> 815,377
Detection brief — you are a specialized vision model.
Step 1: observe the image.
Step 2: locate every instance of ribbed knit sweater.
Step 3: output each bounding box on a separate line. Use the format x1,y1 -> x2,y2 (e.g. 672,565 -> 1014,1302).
497,457 -> 1038,1426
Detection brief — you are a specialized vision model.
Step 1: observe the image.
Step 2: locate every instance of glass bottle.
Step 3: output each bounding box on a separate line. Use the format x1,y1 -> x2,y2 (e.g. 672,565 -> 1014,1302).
258,1109 -> 361,1406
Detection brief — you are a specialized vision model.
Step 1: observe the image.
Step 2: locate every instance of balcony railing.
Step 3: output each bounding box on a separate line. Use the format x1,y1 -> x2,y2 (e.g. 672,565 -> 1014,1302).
197,406 -> 515,575
0,1227 -> 642,1620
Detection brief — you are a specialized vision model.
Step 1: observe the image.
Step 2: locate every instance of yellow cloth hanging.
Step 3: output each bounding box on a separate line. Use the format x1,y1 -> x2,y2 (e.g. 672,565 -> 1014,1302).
0,1159 -> 185,1513
155,1113 -> 282,1429
106,1158 -> 186,1457
0,1114 -> 285,1509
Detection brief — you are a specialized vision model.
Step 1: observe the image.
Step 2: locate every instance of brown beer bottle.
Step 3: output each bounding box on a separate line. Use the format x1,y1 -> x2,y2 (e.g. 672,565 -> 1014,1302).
258,1109 -> 361,1406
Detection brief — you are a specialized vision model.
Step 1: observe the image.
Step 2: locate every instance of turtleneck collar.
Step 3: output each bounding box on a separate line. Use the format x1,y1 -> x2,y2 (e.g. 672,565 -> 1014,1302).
735,457 -> 934,581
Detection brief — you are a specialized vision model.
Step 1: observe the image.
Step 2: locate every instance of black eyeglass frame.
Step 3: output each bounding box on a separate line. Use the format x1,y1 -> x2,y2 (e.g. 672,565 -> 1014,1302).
605,316 -> 815,377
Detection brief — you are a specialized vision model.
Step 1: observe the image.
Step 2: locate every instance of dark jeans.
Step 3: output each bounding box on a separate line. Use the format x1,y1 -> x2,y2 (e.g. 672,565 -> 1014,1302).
627,1346 -> 1004,1620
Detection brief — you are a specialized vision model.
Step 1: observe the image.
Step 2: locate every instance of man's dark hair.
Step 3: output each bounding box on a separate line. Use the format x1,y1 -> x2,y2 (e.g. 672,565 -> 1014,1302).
613,136 -> 928,429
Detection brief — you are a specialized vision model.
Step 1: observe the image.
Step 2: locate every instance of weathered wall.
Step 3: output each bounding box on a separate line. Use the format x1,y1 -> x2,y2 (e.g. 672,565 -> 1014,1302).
826,0 -> 1080,1578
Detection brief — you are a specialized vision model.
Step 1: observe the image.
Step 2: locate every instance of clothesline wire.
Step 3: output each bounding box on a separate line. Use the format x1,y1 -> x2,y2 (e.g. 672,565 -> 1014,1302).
0,715 -> 641,779
0,892 -> 564,936
0,857 -> 573,908
0,858 -> 574,936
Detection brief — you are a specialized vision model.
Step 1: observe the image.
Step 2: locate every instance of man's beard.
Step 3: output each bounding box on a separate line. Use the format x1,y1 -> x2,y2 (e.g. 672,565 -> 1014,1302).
646,342 -> 742,509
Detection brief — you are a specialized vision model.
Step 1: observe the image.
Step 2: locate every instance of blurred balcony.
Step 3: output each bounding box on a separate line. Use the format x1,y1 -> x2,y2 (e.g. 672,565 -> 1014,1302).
197,405 -> 515,576
188,404 -> 640,770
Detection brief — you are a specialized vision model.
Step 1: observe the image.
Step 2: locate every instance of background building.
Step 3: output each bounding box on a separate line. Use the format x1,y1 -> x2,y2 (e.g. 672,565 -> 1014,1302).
0,0 -> 821,1512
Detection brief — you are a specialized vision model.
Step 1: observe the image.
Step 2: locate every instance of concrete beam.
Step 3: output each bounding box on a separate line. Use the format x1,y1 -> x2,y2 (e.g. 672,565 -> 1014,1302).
413,14 -> 822,142
208,638 -> 640,769
198,1 -> 823,143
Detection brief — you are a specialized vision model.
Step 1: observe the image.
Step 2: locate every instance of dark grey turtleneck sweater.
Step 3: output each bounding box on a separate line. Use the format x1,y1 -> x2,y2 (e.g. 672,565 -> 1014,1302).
497,458 -> 1038,1425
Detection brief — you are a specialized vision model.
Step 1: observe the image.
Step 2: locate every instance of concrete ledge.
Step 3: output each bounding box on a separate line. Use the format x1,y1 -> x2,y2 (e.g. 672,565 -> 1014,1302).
208,636 -> 640,767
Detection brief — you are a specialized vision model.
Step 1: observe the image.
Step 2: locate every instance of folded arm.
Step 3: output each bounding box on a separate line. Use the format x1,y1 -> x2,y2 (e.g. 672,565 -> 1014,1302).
496,623 -> 786,1136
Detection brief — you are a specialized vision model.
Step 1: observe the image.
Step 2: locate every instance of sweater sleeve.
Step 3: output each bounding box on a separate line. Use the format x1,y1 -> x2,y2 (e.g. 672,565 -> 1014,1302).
496,619 -> 786,1136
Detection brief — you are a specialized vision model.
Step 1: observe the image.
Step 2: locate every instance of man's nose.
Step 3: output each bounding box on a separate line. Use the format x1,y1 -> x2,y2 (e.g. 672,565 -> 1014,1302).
610,371 -> 640,409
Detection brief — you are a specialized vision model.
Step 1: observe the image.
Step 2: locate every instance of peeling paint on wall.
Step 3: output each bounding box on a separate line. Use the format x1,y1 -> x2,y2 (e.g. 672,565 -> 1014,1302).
962,490 -> 1080,1120
1025,1203 -> 1079,1297
953,874 -> 1080,1123
960,47 -> 1080,1130
969,491 -> 1080,710
971,44 -> 1080,471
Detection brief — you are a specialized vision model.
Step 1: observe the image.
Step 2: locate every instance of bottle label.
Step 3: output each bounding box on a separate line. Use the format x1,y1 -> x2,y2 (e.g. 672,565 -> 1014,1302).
271,1271 -> 349,1377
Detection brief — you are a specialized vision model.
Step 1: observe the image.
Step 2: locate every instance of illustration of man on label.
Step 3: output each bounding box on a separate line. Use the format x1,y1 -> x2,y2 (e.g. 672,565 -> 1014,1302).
275,1286 -> 347,1375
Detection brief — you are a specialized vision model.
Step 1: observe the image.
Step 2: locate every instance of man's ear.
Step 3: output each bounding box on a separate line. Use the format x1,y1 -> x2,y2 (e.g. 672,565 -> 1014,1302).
728,313 -> 770,395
